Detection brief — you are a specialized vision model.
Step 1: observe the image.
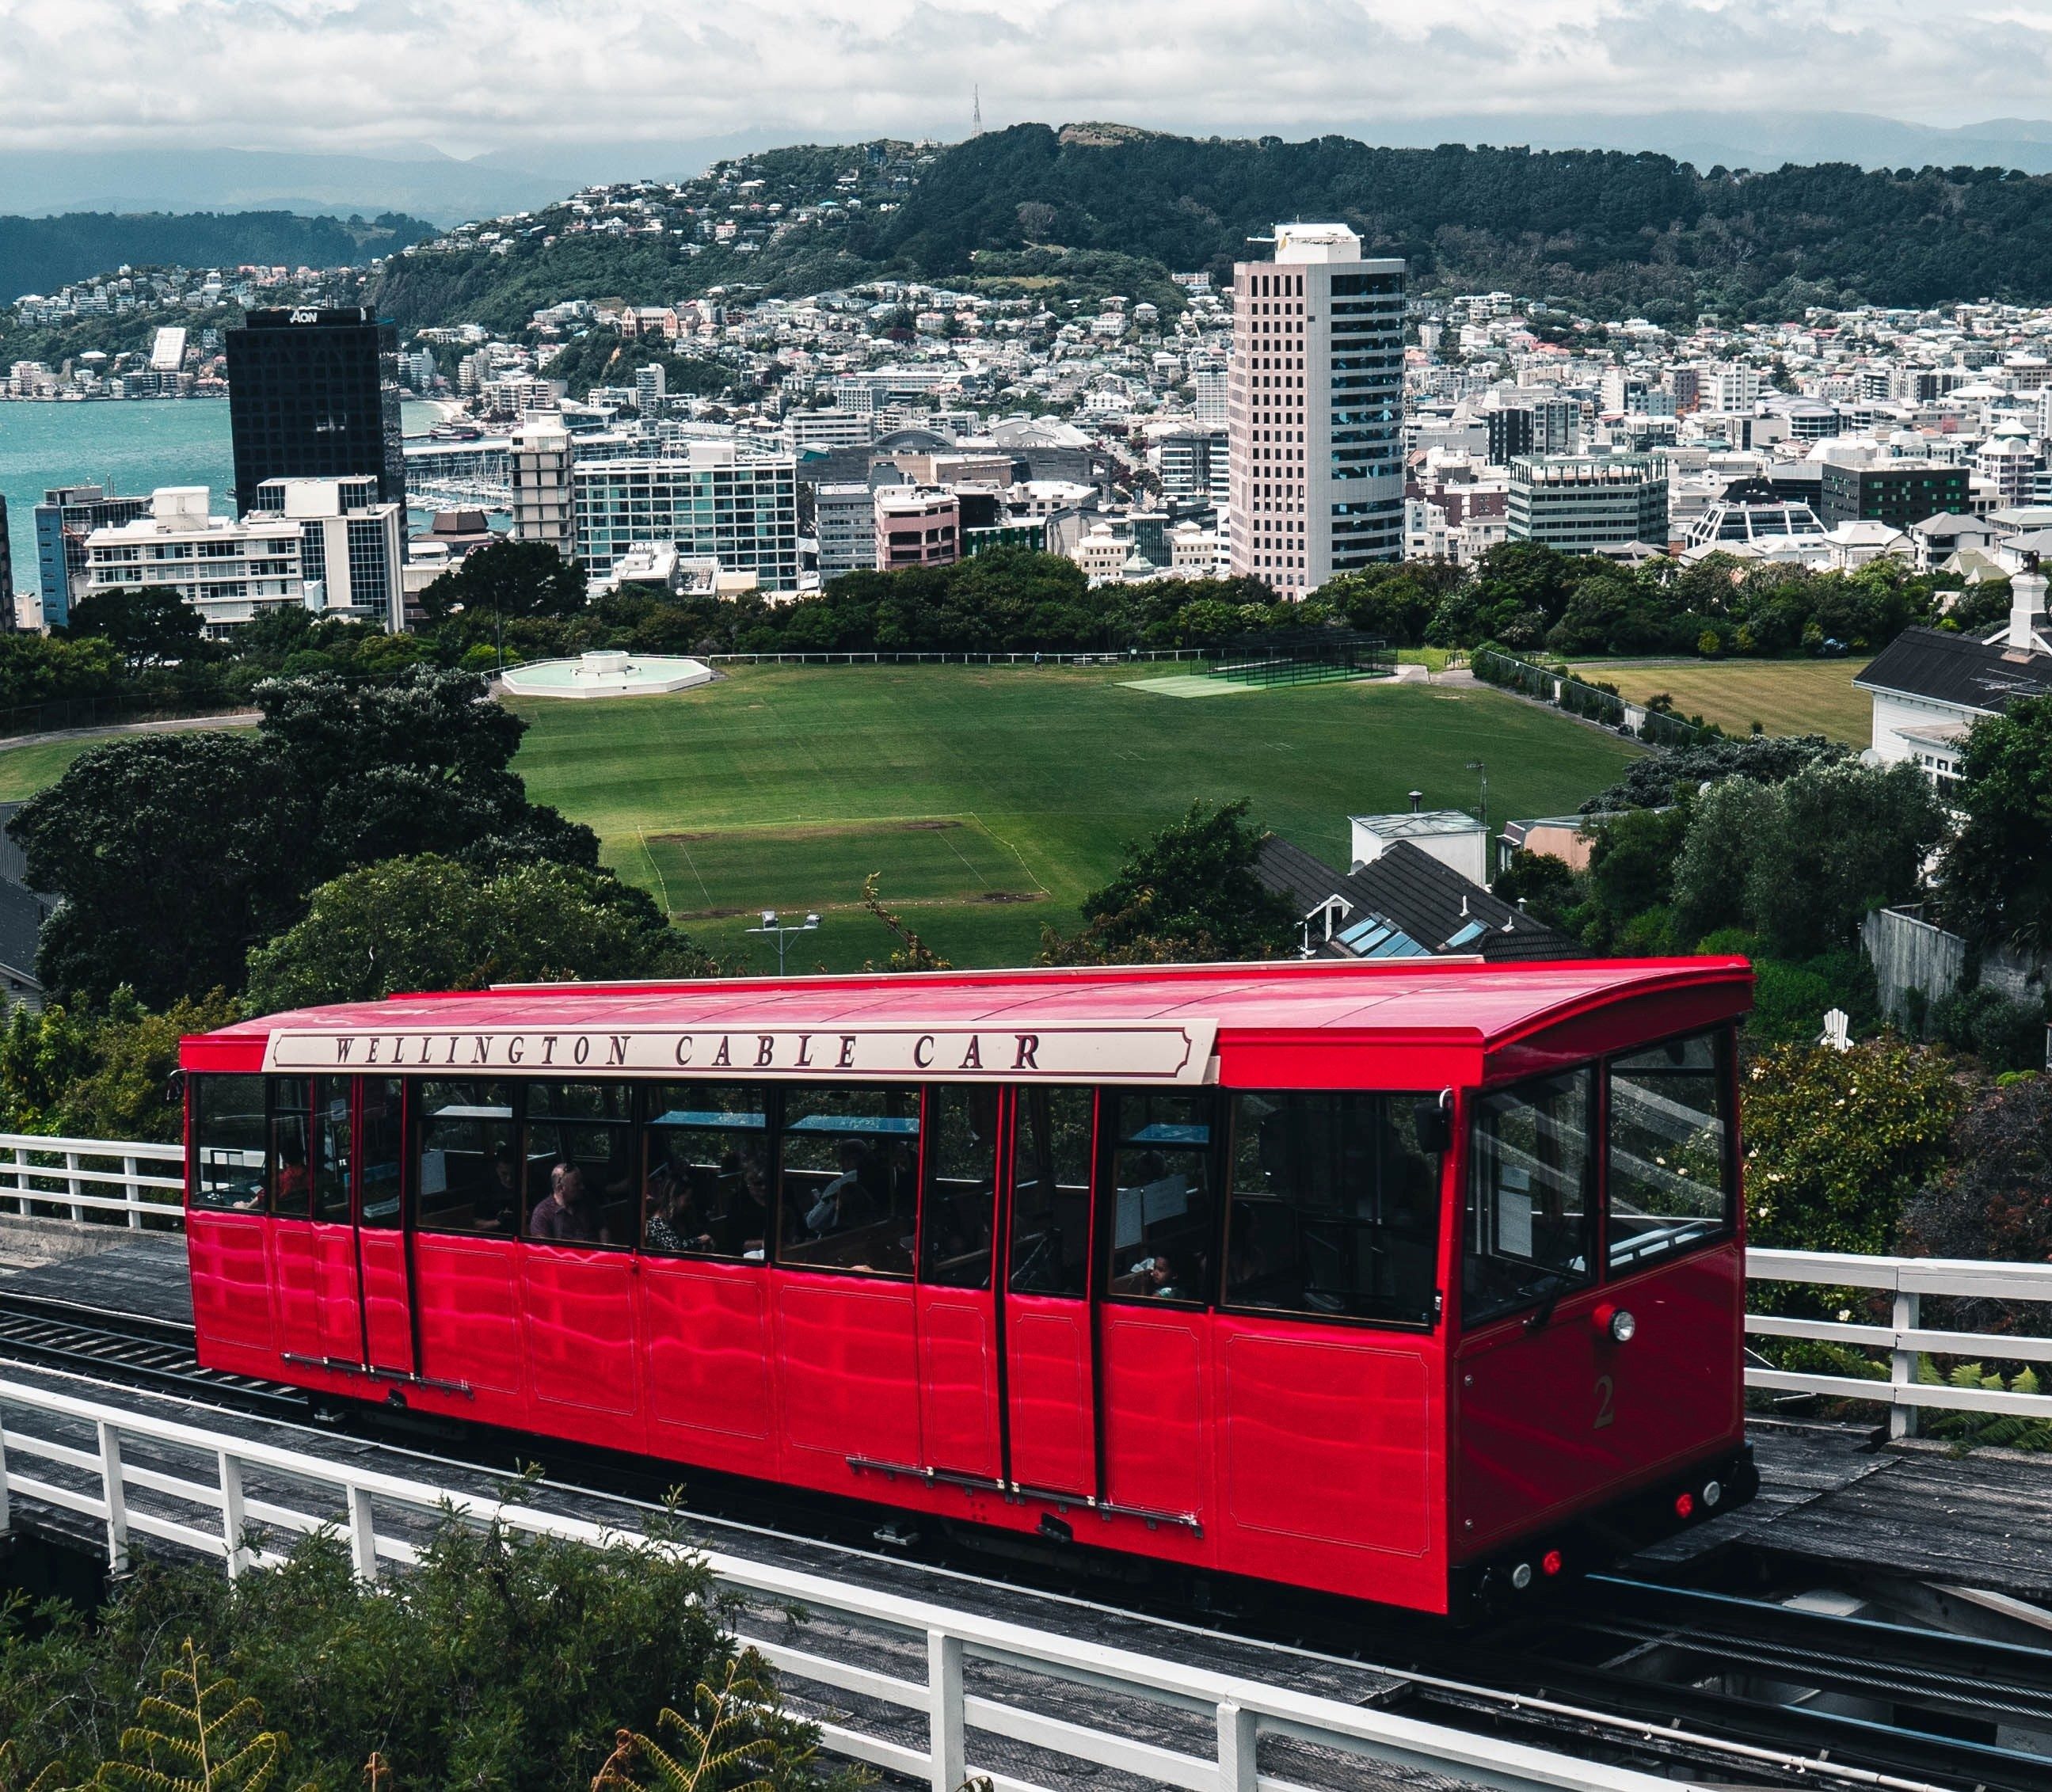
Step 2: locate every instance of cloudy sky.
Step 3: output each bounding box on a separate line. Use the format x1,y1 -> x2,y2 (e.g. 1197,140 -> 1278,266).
3,0 -> 2050,156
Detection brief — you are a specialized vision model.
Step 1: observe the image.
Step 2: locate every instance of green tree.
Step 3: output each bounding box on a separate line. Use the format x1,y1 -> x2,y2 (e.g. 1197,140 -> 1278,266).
418,539 -> 588,626
244,855 -> 708,1014
0,988 -> 241,1141
1743,1040 -> 1961,1252
65,586 -> 208,672
1941,694 -> 2052,949
8,668 -> 599,1006
1041,799 -> 1295,964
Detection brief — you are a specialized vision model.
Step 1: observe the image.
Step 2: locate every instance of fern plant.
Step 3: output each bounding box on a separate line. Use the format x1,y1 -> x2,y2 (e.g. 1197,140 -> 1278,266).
589,1658 -> 798,1792
95,1640 -> 308,1792
0,1737 -> 70,1792
1921,1359 -> 2052,1451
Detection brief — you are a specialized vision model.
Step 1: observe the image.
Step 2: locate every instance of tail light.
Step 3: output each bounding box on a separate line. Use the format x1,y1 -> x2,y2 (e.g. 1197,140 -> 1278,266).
1540,1548 -> 1563,1577
1674,1490 -> 1696,1520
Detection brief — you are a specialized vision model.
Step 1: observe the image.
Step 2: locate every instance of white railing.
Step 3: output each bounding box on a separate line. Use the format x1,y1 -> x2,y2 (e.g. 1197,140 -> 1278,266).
1748,1247 -> 2052,1438
9,1132 -> 2048,1442
0,1375 -> 1674,1792
0,1132 -> 184,1228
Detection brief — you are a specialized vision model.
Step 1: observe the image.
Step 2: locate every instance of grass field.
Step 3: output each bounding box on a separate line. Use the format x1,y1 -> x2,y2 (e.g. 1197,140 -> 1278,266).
0,738 -> 99,802
1568,657 -> 1872,744
510,662 -> 1640,972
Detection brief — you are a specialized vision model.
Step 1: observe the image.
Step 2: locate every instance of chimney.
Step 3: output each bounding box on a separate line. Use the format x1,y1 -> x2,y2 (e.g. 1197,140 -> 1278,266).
2008,557 -> 2047,657
1408,789 -> 1424,814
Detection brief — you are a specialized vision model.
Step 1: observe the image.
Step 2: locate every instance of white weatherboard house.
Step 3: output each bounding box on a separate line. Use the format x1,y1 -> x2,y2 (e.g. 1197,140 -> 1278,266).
1856,567 -> 2052,785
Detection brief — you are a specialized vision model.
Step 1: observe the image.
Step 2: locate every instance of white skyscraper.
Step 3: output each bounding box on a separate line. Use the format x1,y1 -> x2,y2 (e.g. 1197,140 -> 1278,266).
1228,223 -> 1405,595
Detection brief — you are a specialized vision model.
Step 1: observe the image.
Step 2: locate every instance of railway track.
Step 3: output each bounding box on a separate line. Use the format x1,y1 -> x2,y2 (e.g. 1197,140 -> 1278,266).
2,1291 -> 2049,1792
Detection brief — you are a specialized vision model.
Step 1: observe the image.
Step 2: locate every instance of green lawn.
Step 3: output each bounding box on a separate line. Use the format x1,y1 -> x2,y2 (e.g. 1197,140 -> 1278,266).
0,738 -> 98,802
511,663 -> 1640,972
1569,657 -> 1873,745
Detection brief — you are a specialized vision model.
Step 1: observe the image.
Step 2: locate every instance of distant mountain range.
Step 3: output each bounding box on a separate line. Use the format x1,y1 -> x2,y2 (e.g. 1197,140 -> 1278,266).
0,212 -> 437,303
11,113 -> 2052,226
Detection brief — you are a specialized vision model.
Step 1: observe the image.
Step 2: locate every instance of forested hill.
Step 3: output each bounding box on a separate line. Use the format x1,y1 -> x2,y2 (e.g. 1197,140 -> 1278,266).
0,211 -> 436,300
879,125 -> 2052,321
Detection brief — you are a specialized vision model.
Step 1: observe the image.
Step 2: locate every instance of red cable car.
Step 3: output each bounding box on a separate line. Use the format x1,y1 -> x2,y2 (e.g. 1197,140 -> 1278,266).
180,957 -> 1757,1618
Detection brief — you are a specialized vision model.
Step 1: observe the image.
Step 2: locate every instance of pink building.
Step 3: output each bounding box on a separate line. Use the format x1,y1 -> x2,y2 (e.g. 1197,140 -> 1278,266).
874,484 -> 960,570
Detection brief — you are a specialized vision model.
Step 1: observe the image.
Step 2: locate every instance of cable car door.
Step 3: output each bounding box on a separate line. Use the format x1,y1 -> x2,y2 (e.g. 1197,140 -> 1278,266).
916,1086 -> 1003,1485
1001,1086 -> 1098,1501
303,1077 -> 366,1363
355,1078 -> 417,1376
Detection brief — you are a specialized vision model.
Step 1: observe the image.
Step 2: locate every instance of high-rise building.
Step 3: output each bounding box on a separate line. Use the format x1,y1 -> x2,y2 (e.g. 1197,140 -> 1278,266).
1191,368 -> 1228,428
1228,223 -> 1405,594
0,495 -> 11,630
635,363 -> 667,409
571,444 -> 798,590
82,488 -> 303,633
34,484 -> 151,628
226,308 -> 404,512
1506,455 -> 1669,552
814,483 -> 881,579
1484,408 -> 1533,467
509,417 -> 574,554
248,477 -> 407,632
1158,426 -> 1228,504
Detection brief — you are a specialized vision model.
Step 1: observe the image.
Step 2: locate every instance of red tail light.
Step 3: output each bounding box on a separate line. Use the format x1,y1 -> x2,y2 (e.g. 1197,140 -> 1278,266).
1540,1548 -> 1563,1577
1674,1491 -> 1696,1519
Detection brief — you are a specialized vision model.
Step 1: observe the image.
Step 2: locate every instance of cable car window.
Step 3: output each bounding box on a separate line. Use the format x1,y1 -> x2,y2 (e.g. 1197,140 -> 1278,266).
523,1082 -> 633,1248
268,1077 -> 313,1219
776,1085 -> 918,1277
313,1079 -> 352,1223
359,1080 -> 403,1228
1225,1091 -> 1441,1326
1607,1032 -> 1732,1272
1010,1086 -> 1092,1296
415,1081 -> 520,1238
191,1075 -> 267,1212
643,1083 -> 771,1260
1103,1090 -> 1217,1305
1464,1069 -> 1594,1326
921,1086 -> 997,1288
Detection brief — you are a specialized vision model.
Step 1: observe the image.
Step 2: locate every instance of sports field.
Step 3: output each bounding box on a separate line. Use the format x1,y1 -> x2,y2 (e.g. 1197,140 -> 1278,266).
0,739 -> 93,801
510,662 -> 1639,972
1568,657 -> 1872,745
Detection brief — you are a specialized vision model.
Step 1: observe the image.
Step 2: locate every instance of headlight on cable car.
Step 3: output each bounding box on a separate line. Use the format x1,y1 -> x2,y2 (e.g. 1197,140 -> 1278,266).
1608,1307 -> 1637,1344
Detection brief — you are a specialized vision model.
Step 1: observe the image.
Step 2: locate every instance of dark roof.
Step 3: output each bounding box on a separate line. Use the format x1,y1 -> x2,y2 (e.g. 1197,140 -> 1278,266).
1854,626 -> 2052,716
0,877 -> 48,987
1257,838 -> 1576,964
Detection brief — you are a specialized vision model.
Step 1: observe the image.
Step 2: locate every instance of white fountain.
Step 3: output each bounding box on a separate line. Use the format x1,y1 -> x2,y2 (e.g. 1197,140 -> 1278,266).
501,649 -> 715,700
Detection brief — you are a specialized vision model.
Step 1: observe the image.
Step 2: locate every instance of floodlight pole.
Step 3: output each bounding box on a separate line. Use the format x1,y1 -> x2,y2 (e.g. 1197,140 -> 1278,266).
744,908 -> 821,976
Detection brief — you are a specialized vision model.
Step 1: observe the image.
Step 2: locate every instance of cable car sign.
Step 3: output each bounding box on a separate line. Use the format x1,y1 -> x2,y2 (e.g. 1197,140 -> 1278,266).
261,1021 -> 1219,1084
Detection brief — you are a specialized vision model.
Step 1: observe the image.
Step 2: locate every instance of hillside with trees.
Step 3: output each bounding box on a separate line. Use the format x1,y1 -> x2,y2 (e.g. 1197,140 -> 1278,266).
358,124 -> 2052,336
0,209 -> 433,300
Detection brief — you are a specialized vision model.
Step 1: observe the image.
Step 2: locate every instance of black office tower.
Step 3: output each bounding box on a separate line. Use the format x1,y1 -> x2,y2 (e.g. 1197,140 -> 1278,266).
227,309 -> 403,511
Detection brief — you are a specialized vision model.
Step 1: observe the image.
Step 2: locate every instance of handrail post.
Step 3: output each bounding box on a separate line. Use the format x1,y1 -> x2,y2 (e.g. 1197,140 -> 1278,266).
124,1155 -> 142,1229
13,1144 -> 27,1217
1217,1700 -> 1258,1792
0,1406 -> 11,1538
97,1418 -> 129,1573
219,1451 -> 248,1578
927,1630 -> 965,1792
65,1150 -> 82,1223
1892,1285 -> 1921,1440
348,1485 -> 379,1582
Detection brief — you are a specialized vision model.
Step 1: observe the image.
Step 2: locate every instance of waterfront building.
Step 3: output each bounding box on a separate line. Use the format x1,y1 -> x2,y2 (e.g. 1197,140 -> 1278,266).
225,308 -> 405,511
247,477 -> 407,632
1228,223 -> 1406,593
82,487 -> 302,633
33,484 -> 151,629
510,417 -> 575,554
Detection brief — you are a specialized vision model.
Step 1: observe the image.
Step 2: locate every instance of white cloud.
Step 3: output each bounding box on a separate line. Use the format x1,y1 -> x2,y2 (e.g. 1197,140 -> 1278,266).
2,0 -> 2050,154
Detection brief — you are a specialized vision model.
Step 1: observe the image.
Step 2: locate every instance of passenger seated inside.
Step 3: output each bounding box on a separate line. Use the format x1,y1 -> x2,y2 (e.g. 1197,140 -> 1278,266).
1110,1250 -> 1194,1299
645,1160 -> 718,1254
529,1162 -> 607,1244
272,1137 -> 312,1214
476,1146 -> 520,1235
721,1151 -> 771,1257
804,1139 -> 880,1235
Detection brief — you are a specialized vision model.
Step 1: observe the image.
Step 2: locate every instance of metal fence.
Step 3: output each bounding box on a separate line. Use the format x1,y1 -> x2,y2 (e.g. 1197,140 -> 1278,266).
696,649 -> 1220,667
0,1373 -> 1677,1792
31,1137 -> 2052,1437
